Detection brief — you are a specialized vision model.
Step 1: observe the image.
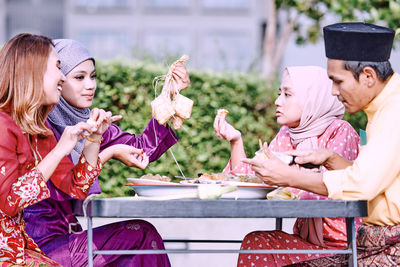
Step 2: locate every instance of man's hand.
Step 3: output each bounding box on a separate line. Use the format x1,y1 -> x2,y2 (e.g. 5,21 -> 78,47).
287,149 -> 351,170
242,143 -> 328,195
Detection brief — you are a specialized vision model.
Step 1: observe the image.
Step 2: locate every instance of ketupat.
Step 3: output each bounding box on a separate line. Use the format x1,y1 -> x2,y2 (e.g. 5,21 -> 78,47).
151,55 -> 193,129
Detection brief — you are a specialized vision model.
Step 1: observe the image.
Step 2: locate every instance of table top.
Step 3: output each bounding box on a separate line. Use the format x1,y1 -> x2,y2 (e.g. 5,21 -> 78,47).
73,197 -> 368,219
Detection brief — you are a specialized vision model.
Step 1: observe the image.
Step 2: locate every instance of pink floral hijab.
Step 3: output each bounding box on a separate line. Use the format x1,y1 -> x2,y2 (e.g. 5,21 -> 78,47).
285,66 -> 345,150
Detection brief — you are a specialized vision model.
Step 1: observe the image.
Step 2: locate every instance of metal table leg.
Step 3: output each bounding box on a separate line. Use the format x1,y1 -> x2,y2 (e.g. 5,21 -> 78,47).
88,215 -> 93,267
275,218 -> 282,231
346,217 -> 357,267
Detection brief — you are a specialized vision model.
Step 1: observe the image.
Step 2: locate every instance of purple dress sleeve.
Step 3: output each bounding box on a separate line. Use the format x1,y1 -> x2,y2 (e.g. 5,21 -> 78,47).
100,117 -> 178,162
24,117 -> 178,250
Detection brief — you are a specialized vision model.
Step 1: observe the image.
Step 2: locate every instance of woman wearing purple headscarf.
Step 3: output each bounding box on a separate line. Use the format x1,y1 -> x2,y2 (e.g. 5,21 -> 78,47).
214,66 -> 362,266
24,39 -> 190,267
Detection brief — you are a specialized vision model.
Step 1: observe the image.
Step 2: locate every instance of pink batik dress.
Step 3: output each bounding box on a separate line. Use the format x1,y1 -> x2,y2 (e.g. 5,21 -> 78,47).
223,119 -> 363,267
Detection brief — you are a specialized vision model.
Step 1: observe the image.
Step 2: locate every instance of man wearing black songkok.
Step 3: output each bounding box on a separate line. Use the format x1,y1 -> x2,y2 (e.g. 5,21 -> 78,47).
242,22 -> 400,266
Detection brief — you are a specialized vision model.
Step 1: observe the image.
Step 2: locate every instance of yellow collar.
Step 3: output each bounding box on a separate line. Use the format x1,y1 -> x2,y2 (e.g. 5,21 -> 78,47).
364,72 -> 400,120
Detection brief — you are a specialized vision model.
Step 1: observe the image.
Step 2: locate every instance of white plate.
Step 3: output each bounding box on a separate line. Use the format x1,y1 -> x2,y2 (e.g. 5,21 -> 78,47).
127,178 -> 176,185
179,180 -> 263,187
126,181 -> 277,199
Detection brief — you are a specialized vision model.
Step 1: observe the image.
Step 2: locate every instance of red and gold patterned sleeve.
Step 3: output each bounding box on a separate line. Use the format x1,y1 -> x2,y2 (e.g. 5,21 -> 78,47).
36,132 -> 103,199
48,152 -> 103,199
7,168 -> 50,211
67,155 -> 102,198
0,113 -> 51,217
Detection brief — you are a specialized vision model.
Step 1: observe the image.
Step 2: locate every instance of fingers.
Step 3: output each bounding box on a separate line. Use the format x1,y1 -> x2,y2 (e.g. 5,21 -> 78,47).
90,108 -> 113,128
111,115 -> 123,123
263,142 -> 277,160
172,64 -> 187,78
241,157 -> 258,166
75,121 -> 94,132
213,114 -> 227,139
292,150 -> 321,165
286,150 -> 312,157
98,110 -> 112,125
126,154 -> 143,169
132,151 -> 149,170
89,108 -> 100,123
171,63 -> 190,91
293,156 -> 309,165
140,154 -> 150,169
213,115 -> 222,138
130,147 -> 144,155
263,142 -> 269,151
70,122 -> 94,139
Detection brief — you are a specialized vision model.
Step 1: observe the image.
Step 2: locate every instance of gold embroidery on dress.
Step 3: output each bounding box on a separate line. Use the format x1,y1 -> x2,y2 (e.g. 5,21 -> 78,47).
28,135 -> 42,167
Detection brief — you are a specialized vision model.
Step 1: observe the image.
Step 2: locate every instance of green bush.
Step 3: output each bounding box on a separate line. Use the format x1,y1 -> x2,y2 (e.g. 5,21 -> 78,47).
93,60 -> 366,197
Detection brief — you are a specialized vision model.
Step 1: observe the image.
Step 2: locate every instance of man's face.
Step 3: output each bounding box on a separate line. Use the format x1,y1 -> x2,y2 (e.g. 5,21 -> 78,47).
327,59 -> 373,114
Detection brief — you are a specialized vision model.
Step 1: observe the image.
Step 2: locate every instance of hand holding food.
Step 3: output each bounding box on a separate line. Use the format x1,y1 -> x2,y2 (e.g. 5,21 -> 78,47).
242,145 -> 293,187
151,55 -> 193,129
55,121 -> 98,156
112,144 -> 149,170
166,58 -> 190,94
213,109 -> 241,142
87,108 -> 121,137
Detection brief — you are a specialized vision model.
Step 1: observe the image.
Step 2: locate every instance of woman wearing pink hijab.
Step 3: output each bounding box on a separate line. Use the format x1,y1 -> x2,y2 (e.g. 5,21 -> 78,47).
214,66 -> 362,266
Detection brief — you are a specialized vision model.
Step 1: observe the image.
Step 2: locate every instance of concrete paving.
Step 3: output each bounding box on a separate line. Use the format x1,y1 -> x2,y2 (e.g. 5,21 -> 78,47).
78,217 -> 296,267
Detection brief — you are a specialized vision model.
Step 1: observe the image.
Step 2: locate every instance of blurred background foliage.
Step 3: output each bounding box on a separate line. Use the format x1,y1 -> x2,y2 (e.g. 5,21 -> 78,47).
93,60 -> 367,197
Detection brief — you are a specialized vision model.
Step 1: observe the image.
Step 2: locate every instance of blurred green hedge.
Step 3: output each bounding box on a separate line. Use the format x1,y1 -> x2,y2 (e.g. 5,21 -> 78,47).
93,60 -> 367,197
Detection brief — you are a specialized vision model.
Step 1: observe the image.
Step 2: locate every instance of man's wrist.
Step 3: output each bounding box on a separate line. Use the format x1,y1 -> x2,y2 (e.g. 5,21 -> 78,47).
324,151 -> 339,170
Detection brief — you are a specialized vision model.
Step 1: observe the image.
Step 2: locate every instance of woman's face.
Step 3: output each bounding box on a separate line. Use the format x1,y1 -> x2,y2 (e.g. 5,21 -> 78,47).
62,59 -> 96,108
274,71 -> 302,127
43,47 -> 65,106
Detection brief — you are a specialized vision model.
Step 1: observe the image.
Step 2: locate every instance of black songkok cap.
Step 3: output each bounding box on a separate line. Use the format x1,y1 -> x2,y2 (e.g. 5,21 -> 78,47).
323,22 -> 395,62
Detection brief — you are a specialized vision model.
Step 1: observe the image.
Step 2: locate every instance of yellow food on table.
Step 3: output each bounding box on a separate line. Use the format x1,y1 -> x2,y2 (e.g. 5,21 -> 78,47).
267,187 -> 300,200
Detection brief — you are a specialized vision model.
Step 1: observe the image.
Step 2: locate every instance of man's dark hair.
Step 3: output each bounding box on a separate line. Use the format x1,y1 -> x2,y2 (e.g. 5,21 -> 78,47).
343,61 -> 394,82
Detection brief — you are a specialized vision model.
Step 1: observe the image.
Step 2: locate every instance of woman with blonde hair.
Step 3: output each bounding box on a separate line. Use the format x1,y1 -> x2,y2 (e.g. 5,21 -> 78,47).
23,39 -> 186,266
0,33 -> 112,265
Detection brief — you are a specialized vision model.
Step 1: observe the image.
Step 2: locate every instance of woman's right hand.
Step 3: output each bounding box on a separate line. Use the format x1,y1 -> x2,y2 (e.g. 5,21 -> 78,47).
54,121 -> 95,157
213,113 -> 241,142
